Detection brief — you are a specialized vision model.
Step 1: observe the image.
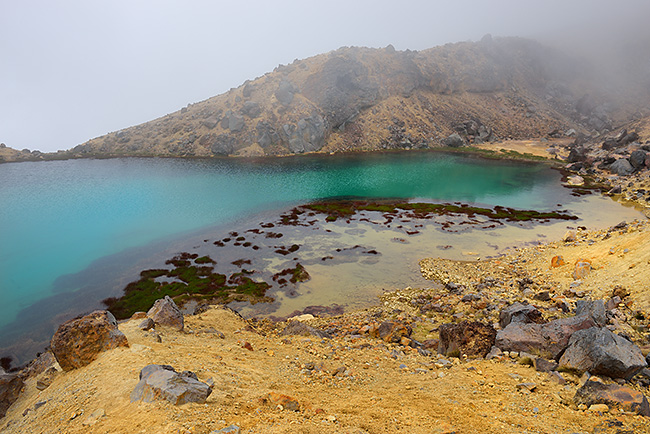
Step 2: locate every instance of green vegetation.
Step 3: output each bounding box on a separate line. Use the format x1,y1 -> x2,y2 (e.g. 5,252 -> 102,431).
103,253 -> 271,319
298,200 -> 577,223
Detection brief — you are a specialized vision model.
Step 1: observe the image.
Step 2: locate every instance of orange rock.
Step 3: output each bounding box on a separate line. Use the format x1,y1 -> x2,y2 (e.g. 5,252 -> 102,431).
550,255 -> 566,268
573,259 -> 592,280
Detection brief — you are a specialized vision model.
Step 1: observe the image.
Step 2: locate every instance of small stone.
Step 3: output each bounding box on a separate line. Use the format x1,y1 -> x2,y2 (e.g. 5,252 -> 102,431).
82,408 -> 105,426
516,382 -> 537,392
551,255 -> 566,267
211,425 -> 240,434
563,231 -> 576,242
588,403 -> 609,413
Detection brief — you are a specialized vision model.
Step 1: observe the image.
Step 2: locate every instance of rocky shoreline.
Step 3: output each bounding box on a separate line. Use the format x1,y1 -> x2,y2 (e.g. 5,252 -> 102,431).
1,214 -> 650,432
1,125 -> 650,432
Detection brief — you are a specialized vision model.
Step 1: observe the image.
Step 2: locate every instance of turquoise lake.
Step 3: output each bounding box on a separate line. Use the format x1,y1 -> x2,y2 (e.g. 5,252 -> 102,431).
0,152 -> 643,364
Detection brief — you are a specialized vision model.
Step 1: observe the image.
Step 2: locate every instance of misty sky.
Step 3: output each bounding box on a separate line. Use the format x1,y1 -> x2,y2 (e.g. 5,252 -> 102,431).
2,0 -> 649,152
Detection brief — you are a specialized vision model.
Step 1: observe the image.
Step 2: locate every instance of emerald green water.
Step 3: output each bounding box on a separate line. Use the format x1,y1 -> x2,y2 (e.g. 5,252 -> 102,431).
0,152 -> 642,363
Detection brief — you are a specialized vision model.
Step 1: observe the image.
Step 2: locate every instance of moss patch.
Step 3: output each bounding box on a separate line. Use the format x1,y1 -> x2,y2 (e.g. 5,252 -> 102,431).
291,200 -> 577,223
103,253 -> 272,319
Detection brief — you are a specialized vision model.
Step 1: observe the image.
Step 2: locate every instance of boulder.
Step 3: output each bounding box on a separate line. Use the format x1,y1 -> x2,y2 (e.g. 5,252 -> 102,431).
442,133 -> 465,147
630,150 -> 647,170
498,302 -> 545,328
228,114 -> 245,132
130,364 -> 212,405
558,327 -> 646,379
438,321 -> 496,358
241,101 -> 262,118
0,372 -> 24,418
210,134 -> 237,156
496,315 -> 595,360
575,299 -> 606,327
147,296 -> 184,331
609,159 -> 634,176
274,80 -> 295,106
372,321 -> 412,343
574,380 -> 650,416
50,310 -> 129,371
284,115 -> 327,153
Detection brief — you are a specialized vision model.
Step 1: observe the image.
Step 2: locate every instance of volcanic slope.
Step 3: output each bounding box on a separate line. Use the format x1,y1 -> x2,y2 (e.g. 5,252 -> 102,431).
68,36 -> 635,159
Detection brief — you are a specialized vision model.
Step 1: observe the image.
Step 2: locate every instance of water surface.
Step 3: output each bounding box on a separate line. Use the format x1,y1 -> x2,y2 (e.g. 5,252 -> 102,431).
0,152 -> 642,363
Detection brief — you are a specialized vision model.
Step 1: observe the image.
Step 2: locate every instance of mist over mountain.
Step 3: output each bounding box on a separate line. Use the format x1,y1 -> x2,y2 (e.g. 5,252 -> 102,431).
63,36 -> 648,159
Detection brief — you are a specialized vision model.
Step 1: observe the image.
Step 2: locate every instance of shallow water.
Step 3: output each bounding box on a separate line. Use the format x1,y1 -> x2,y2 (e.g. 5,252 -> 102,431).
0,152 -> 643,363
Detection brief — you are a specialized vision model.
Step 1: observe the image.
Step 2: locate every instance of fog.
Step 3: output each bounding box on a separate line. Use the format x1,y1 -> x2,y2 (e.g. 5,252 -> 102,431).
2,0 -> 649,152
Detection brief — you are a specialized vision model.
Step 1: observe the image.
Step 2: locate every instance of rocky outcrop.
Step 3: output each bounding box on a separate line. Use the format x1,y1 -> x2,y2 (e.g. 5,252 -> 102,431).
496,314 -> 595,360
371,321 -> 412,344
574,379 -> 650,416
0,372 -> 23,418
558,327 -> 646,379
130,364 -> 212,405
50,310 -> 129,371
442,133 -> 466,148
498,302 -> 545,328
438,321 -> 496,358
283,115 -> 327,153
147,296 -> 184,331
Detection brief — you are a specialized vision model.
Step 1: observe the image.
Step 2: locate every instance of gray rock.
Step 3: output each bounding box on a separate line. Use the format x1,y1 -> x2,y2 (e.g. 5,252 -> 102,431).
228,114 -> 245,132
210,134 -> 237,155
201,117 -> 219,129
147,296 -> 184,331
139,318 -> 155,331
211,425 -> 240,434
442,133 -> 465,147
496,314 -> 596,360
256,121 -> 281,148
499,302 -> 545,328
275,80 -> 295,106
284,115 -> 327,153
131,364 -> 212,405
630,150 -> 647,170
609,158 -> 634,176
533,357 -> 559,372
575,299 -> 607,327
0,372 -> 24,418
574,380 -> 650,416
559,327 -> 646,379
242,101 -> 261,118
279,321 -> 331,339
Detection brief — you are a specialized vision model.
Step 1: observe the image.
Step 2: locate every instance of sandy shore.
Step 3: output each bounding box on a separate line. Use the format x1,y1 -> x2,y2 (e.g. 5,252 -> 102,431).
2,216 -> 650,433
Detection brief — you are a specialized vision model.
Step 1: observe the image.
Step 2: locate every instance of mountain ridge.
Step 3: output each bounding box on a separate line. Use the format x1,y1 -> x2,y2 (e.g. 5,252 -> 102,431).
64,36 -> 641,159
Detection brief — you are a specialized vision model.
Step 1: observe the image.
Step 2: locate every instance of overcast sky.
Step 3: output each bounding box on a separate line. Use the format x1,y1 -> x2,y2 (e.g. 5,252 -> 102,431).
2,0 -> 649,152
